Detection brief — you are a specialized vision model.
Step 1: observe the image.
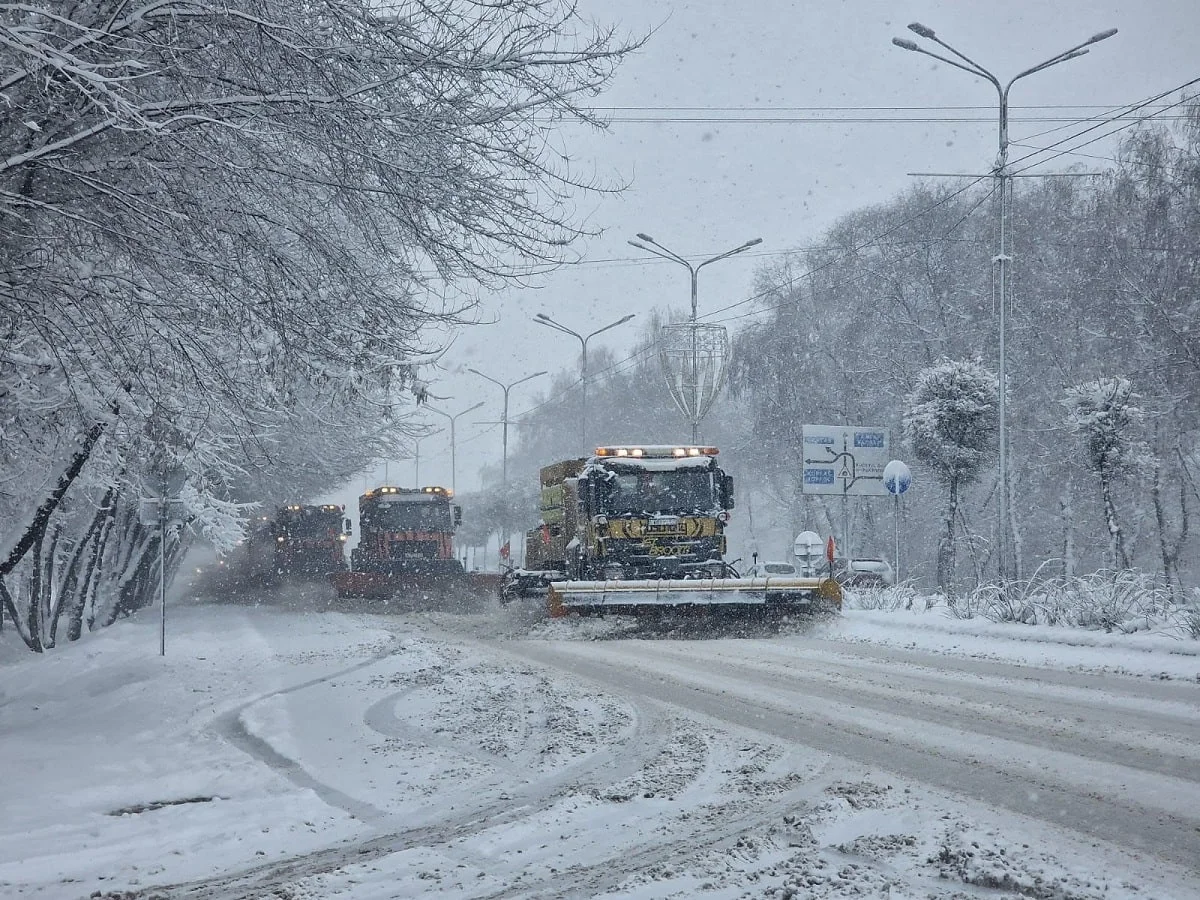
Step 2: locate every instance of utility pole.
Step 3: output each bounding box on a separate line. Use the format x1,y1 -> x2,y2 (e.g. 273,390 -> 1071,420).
467,368 -> 547,490
893,22 -> 1116,581
412,428 -> 442,484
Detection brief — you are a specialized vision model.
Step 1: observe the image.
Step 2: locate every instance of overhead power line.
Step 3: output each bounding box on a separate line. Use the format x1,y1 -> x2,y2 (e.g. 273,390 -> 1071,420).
590,103 -> 1189,125
473,81 -> 1199,441
696,77 -> 1200,325
593,104 -> 1179,111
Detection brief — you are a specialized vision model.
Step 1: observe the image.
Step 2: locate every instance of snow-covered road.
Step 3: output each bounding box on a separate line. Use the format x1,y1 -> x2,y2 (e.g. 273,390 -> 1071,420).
2,588 -> 1198,899
501,630 -> 1200,868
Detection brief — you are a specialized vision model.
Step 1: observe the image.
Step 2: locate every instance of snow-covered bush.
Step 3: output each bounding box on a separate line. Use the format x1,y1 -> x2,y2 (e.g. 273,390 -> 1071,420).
1164,589 -> 1200,639
844,583 -> 922,611
943,570 -> 1185,635
945,591 -> 987,620
1063,570 -> 1167,632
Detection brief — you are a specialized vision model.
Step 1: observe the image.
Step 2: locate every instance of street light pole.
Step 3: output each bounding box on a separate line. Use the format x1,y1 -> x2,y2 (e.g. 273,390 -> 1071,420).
893,23 -> 1116,581
412,428 -> 442,484
628,234 -> 762,441
533,312 -> 636,452
468,368 -> 546,568
426,401 -> 485,494
629,235 -> 762,324
467,368 -> 547,489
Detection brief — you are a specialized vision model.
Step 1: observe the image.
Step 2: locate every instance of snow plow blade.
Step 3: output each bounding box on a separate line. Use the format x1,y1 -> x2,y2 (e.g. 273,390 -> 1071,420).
330,571 -> 395,599
547,577 -> 842,617
330,570 -> 501,610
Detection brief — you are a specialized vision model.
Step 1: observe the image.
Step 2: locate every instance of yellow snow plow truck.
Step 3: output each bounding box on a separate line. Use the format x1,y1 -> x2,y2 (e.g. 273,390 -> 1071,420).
500,445 -> 841,616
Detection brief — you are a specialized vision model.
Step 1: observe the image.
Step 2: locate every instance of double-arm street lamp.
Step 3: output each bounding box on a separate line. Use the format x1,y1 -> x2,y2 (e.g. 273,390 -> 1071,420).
411,428 -> 442,485
628,234 -> 762,442
893,22 -> 1116,581
426,401 -> 485,495
467,368 -> 547,490
629,234 -> 762,324
533,312 -> 636,452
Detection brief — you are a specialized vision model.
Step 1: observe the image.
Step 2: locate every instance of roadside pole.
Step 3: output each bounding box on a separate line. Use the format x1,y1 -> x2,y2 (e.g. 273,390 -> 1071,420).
159,499 -> 166,656
883,460 -> 912,582
139,494 -> 184,657
841,493 -> 850,574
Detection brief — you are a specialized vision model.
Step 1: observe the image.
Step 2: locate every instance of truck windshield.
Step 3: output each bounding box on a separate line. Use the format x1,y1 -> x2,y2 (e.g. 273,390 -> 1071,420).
277,508 -> 341,538
601,469 -> 716,515
364,501 -> 450,532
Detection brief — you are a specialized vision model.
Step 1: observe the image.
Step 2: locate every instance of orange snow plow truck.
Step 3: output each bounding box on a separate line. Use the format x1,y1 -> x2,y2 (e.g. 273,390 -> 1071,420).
245,503 -> 349,583
500,445 -> 841,616
331,485 -> 498,604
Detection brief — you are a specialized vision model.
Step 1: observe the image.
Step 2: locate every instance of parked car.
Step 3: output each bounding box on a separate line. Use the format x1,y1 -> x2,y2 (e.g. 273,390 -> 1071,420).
742,561 -> 798,578
836,557 -> 895,588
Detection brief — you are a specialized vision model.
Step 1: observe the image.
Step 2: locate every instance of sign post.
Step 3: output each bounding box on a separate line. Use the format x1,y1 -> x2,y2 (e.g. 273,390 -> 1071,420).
792,530 -> 824,577
801,425 -> 889,563
882,460 -> 912,582
139,496 -> 185,656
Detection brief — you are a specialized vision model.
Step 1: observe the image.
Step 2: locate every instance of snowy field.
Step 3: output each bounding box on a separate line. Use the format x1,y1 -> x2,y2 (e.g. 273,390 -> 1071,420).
1,580 -> 1198,900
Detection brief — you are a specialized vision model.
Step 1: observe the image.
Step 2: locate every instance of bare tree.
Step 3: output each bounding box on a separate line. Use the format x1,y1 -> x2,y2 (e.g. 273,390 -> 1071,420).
0,0 -> 640,649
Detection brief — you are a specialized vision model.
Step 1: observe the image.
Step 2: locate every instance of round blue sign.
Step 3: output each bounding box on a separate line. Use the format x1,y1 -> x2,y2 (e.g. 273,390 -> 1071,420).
883,459 -> 912,495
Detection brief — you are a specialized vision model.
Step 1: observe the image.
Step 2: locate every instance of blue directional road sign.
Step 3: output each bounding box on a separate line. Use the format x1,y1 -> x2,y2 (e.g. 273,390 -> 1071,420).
800,425 -> 890,496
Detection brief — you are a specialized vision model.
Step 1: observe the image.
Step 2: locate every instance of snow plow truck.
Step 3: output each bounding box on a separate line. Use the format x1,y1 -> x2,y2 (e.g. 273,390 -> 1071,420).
500,445 -> 841,616
331,485 -> 498,604
246,503 -> 349,583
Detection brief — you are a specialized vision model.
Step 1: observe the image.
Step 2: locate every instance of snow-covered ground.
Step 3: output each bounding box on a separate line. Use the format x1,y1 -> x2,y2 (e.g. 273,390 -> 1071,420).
2,580 -> 1198,900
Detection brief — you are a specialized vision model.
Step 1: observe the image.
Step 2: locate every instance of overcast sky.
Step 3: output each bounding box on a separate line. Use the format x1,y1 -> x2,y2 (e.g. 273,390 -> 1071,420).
326,0 -> 1200,503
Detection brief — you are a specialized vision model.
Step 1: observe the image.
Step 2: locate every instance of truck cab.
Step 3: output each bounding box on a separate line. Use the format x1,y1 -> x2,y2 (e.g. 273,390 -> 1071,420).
506,445 -> 736,601
247,503 -> 348,581
350,485 -> 465,577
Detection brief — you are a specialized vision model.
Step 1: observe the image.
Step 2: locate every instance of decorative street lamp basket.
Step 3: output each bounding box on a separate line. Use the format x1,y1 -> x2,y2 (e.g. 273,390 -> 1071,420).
658,322 -> 730,424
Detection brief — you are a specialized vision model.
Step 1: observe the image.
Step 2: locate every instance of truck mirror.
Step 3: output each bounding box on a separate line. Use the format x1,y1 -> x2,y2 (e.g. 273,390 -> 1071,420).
343,518 -> 352,535
453,505 -> 463,526
578,477 -> 597,513
722,474 -> 735,509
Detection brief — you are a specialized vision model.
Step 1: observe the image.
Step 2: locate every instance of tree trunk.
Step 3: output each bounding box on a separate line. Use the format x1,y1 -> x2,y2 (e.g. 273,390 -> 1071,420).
1099,462 -> 1130,569
1060,488 -> 1076,578
1151,443 -> 1190,601
76,494 -> 118,640
937,477 -> 959,593
54,492 -> 112,645
27,530 -> 44,653
0,419 -> 106,577
1007,471 -> 1025,582
40,525 -> 62,649
0,580 -> 37,650
0,419 -> 107,652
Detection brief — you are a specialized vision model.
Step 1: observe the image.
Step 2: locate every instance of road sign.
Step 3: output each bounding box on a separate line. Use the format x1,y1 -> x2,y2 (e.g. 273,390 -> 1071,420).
883,459 -> 912,495
801,425 -> 890,496
138,498 -> 187,527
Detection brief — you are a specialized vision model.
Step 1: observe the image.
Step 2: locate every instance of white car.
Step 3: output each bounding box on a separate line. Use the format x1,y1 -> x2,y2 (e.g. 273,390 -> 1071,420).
742,561 -> 798,578
837,557 -> 895,587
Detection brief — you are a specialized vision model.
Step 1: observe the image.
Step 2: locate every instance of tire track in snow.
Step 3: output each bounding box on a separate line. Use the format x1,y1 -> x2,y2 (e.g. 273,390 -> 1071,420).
506,639 -> 1200,871
140,640 -> 677,899
646,639 -> 1200,778
209,637 -> 401,826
